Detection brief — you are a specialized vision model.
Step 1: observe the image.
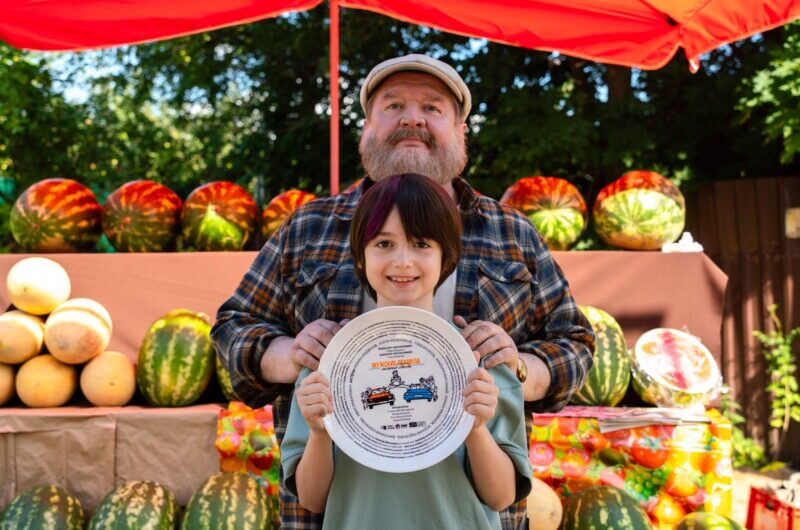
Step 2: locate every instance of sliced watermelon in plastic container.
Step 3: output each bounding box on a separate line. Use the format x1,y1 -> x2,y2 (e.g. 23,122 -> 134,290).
631,328 -> 722,407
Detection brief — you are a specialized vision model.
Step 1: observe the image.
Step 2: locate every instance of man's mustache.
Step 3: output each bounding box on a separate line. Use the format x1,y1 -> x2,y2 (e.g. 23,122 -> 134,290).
385,129 -> 435,148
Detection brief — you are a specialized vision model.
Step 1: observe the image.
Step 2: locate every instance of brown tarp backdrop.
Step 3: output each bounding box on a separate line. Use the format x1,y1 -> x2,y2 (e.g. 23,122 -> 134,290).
0,251 -> 728,510
685,177 -> 800,465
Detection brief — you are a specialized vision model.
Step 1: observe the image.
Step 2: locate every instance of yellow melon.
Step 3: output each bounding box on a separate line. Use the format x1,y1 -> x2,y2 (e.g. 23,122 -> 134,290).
6,257 -> 71,315
0,363 -> 14,405
44,298 -> 113,364
527,477 -> 563,530
16,354 -> 77,407
80,351 -> 136,406
0,310 -> 45,364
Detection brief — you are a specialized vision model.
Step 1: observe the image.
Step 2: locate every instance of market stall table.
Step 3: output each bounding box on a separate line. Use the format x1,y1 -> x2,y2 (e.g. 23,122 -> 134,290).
0,251 -> 728,511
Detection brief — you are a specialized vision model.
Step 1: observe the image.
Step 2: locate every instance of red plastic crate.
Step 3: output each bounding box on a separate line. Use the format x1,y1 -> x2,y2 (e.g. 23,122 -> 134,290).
747,487 -> 800,530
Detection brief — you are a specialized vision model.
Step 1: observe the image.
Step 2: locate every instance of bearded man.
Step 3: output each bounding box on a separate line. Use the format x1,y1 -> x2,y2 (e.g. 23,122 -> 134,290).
212,54 -> 594,530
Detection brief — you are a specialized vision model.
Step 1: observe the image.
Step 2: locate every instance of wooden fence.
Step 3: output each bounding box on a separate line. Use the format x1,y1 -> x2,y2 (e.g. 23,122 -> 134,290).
684,177 -> 800,465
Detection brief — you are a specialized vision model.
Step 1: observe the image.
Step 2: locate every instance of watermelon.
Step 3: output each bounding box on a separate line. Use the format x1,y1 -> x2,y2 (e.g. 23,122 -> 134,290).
560,485 -> 651,530
571,306 -> 631,406
181,181 -> 257,251
675,512 -> 744,530
10,178 -> 102,252
593,170 -> 685,250
500,176 -> 587,250
0,485 -> 84,529
88,480 -> 179,530
216,354 -> 239,402
181,472 -> 271,530
631,328 -> 722,407
102,180 -> 182,252
137,309 -> 215,407
261,189 -> 316,240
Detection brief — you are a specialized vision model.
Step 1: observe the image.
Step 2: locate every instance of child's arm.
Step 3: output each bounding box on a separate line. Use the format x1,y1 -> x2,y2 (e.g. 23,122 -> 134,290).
294,371 -> 335,513
463,367 -> 517,511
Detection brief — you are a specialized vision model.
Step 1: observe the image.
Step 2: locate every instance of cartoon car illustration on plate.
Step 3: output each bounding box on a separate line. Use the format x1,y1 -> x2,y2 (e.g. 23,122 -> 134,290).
363,388 -> 394,409
403,386 -> 437,402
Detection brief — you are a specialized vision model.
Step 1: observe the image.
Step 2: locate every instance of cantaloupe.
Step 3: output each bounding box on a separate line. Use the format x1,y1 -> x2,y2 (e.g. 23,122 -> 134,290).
0,310 -> 45,364
16,354 -> 77,407
80,351 -> 136,406
527,476 -> 563,530
5,257 -> 71,315
0,363 -> 15,405
44,298 -> 112,364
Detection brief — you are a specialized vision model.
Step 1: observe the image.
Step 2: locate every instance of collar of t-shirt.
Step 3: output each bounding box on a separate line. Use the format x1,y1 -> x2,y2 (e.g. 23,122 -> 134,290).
359,270 -> 457,322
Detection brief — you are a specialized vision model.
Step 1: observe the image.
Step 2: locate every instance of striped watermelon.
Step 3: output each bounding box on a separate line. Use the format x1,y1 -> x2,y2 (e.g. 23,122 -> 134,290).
261,189 -> 316,240
102,180 -> 182,252
10,178 -> 102,252
137,309 -> 215,407
593,170 -> 685,250
675,512 -> 743,530
560,485 -> 651,530
88,480 -> 178,530
500,176 -> 587,250
571,306 -> 631,406
0,485 -> 84,530
181,472 -> 272,530
216,354 -> 238,402
181,181 -> 257,251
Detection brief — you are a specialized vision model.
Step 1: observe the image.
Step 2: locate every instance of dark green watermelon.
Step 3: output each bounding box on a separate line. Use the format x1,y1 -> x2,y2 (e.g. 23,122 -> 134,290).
181,472 -> 271,530
560,485 -> 652,530
88,480 -> 179,530
0,485 -> 84,530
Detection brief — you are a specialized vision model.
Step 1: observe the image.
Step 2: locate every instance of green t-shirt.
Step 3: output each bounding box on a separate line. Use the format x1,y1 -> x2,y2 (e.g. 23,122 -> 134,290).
281,364 -> 532,530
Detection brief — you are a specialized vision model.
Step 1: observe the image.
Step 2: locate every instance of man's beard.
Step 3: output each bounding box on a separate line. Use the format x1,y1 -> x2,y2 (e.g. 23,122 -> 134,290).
359,128 -> 467,185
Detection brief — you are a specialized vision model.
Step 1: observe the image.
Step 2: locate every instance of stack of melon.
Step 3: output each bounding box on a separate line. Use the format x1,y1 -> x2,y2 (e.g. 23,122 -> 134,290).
0,257 -> 135,408
0,472 -> 274,529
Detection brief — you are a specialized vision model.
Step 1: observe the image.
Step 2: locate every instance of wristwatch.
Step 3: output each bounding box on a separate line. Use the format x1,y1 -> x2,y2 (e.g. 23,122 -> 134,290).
516,357 -> 528,383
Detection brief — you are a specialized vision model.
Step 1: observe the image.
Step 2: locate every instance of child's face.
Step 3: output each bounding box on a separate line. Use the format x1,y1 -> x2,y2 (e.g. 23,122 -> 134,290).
363,207 -> 442,311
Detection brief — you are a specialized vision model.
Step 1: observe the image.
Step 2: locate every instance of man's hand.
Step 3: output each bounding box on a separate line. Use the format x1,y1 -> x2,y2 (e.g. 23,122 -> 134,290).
296,371 -> 333,433
463,367 -> 499,430
453,316 -> 518,371
290,319 -> 348,371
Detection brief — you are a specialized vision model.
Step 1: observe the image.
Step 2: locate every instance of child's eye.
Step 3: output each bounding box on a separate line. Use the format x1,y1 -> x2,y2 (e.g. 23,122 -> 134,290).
414,240 -> 432,248
375,240 -> 392,248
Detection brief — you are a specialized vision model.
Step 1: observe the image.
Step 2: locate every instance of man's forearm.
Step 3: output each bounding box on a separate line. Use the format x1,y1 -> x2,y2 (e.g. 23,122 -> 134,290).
520,352 -> 551,402
260,335 -> 302,384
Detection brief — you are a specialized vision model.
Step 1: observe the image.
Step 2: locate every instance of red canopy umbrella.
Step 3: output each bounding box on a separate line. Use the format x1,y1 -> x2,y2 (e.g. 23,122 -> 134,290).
1,0 -> 799,191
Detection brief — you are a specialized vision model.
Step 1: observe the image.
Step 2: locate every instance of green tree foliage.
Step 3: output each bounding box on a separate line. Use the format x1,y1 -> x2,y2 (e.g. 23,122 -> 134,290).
739,22 -> 800,164
1,7 -> 799,231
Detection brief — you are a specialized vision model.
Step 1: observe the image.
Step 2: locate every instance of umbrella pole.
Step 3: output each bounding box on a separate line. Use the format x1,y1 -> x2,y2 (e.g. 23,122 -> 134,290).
329,0 -> 340,195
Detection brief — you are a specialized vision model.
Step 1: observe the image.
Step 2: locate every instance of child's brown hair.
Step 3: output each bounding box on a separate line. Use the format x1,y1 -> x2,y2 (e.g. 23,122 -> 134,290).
350,174 -> 462,300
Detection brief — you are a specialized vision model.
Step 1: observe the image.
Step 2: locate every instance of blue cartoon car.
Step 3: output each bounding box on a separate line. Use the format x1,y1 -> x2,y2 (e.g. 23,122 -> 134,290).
403,386 -> 435,403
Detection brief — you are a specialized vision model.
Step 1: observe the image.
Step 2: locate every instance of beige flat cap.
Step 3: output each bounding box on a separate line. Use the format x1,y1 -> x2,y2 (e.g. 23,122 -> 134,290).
359,54 -> 472,122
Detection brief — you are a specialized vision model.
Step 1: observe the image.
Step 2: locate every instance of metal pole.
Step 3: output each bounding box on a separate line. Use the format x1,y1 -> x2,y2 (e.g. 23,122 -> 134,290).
329,0 -> 340,195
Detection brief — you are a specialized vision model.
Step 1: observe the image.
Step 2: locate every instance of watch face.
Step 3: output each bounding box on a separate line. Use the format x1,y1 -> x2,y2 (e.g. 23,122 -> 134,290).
319,306 -> 477,473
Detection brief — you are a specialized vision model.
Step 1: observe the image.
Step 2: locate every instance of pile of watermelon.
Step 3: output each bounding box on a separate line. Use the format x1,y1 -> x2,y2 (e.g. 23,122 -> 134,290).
7,178 -> 317,253
0,473 -> 275,530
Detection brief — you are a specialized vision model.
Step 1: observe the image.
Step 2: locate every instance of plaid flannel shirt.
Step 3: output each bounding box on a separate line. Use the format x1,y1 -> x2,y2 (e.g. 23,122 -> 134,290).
212,177 -> 595,530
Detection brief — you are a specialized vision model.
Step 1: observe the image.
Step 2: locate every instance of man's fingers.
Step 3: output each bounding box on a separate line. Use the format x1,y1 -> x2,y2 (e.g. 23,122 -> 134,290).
294,334 -> 327,359
453,315 -> 468,329
480,347 -> 517,369
291,348 -> 321,370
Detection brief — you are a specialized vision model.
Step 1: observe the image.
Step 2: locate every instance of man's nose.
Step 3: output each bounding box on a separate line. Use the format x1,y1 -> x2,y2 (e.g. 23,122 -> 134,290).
399,110 -> 425,128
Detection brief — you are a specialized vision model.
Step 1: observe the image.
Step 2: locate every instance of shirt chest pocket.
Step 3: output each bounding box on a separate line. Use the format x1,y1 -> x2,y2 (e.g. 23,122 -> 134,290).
292,261 -> 337,331
476,260 -> 533,340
